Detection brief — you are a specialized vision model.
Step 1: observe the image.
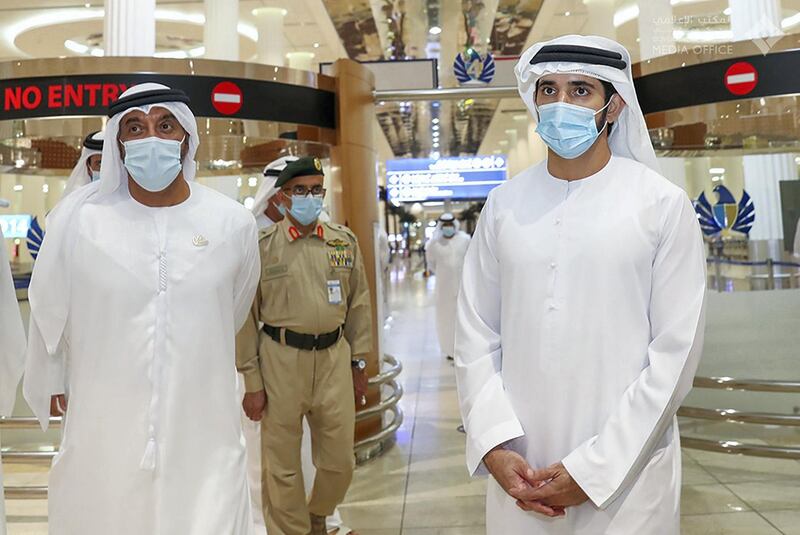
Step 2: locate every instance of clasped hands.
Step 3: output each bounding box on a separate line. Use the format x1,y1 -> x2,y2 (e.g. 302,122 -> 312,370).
483,446 -> 589,518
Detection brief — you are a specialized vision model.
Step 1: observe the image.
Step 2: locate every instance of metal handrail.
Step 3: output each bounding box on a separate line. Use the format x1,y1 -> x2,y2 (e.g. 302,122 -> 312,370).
354,404 -> 403,451
374,86 -> 518,102
368,354 -> 402,386
679,374 -> 800,459
681,437 -> 800,460
1,451 -> 55,465
678,406 -> 800,427
3,486 -> 47,500
356,380 -> 402,422
693,376 -> 800,393
0,416 -> 59,429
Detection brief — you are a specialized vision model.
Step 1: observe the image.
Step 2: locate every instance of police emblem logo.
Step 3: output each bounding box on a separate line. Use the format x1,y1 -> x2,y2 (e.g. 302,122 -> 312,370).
314,158 -> 322,171
694,185 -> 755,237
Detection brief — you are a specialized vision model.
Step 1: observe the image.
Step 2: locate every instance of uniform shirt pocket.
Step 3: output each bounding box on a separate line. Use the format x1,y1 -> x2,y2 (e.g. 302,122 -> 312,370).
261,265 -> 292,324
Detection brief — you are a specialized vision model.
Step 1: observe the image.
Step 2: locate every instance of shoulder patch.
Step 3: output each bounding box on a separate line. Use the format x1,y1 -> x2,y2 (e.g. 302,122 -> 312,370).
259,224 -> 280,242
325,221 -> 357,239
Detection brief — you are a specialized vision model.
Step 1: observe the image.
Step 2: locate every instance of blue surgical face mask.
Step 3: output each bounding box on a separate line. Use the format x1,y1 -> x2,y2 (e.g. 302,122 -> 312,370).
535,100 -> 611,159
280,194 -> 324,226
122,136 -> 184,192
441,226 -> 456,238
91,170 -> 101,182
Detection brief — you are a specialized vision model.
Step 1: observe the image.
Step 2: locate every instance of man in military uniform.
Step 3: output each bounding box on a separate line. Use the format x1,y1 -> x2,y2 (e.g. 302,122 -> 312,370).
237,156 -> 371,535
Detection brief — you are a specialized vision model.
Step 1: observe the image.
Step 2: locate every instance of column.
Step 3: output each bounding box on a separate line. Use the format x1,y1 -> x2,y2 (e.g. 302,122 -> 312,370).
287,52 -> 315,71
637,0 -> 675,60
104,0 -> 155,56
730,1 -> 787,243
743,154 -> 797,241
328,60 -> 382,442
253,7 -> 286,66
729,0 -> 783,40
204,0 -> 239,61
582,0 -> 616,40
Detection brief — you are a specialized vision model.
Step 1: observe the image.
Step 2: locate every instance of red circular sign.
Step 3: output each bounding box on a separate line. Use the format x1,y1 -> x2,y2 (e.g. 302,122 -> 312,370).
211,81 -> 243,115
724,62 -> 758,96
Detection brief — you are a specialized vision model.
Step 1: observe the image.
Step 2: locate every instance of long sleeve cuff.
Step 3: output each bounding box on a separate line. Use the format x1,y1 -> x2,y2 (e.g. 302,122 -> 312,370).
562,439 -> 614,508
242,368 -> 265,393
465,419 -> 525,476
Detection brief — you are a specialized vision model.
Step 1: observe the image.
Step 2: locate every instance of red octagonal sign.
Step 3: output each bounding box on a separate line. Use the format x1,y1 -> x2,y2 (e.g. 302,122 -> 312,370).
724,62 -> 758,96
211,81 -> 243,115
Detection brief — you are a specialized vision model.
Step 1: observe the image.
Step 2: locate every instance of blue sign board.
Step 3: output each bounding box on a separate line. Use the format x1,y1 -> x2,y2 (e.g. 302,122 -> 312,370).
0,214 -> 32,239
386,155 -> 507,202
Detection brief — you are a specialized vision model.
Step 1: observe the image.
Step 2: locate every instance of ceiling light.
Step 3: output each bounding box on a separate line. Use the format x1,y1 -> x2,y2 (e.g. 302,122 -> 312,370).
248,176 -> 259,187
760,97 -> 766,106
313,43 -> 320,48
42,184 -> 49,193
429,26 -> 442,35
84,2 -> 91,7
723,7 -> 732,16
9,9 -> 257,57
709,167 -> 725,174
64,39 -> 89,54
13,184 -> 23,192
432,125 -> 439,131
564,11 -> 571,16
432,118 -> 439,125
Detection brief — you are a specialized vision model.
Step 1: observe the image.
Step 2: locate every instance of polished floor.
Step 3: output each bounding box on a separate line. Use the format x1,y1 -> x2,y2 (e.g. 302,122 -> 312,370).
4,259 -> 800,534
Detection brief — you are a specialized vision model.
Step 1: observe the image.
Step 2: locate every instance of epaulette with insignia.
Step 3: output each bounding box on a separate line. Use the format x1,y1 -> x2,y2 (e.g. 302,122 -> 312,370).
259,224 -> 280,241
325,221 -> 357,239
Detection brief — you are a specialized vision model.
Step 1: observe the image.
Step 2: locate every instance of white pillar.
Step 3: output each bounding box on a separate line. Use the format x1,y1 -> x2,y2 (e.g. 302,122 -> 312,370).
253,7 -> 286,66
582,0 -> 616,40
637,0 -> 675,60
204,0 -> 239,61
287,52 -> 315,72
743,154 -> 797,241
729,0 -> 783,40
104,0 -> 155,56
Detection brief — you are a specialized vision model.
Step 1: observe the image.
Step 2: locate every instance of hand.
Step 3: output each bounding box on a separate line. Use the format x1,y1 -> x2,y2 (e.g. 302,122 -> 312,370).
242,390 -> 267,422
50,394 -> 68,417
514,462 -> 589,511
352,367 -> 368,407
483,447 -> 565,518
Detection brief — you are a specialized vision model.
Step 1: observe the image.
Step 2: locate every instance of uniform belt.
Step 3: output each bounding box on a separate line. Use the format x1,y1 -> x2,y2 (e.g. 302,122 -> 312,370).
262,324 -> 343,351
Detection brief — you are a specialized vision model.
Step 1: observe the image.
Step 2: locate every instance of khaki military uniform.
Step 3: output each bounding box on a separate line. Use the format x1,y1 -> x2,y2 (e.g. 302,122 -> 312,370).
237,217 -> 372,535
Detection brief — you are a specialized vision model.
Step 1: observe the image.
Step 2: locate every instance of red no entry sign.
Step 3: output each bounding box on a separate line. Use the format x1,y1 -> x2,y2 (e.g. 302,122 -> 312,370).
211,81 -> 243,115
724,62 -> 758,96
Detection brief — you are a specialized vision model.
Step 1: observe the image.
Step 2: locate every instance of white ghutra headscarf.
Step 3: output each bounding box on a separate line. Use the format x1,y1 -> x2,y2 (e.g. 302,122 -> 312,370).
515,34 -> 659,173
62,130 -> 104,199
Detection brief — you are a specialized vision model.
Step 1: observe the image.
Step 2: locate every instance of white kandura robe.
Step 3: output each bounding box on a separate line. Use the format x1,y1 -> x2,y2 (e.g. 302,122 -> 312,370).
455,156 -> 706,534
0,229 -> 27,535
26,183 -> 260,535
427,232 -> 471,357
